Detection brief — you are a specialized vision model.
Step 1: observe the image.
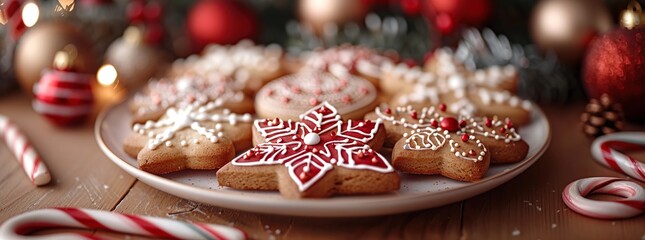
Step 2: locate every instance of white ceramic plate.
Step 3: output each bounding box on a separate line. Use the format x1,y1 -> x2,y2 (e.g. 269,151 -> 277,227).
96,100 -> 551,217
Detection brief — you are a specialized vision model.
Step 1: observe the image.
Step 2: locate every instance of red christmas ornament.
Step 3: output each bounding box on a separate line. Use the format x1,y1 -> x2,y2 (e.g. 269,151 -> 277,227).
583,27 -> 645,122
32,47 -> 93,126
423,0 -> 490,33
187,0 -> 258,52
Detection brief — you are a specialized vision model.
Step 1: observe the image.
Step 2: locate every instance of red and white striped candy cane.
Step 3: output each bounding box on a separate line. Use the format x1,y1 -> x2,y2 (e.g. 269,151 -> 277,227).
562,177 -> 645,219
0,115 -> 51,186
591,132 -> 645,182
0,208 -> 247,240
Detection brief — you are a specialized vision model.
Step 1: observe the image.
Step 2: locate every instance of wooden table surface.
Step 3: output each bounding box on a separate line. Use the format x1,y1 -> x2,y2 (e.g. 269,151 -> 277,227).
1,91 -> 644,240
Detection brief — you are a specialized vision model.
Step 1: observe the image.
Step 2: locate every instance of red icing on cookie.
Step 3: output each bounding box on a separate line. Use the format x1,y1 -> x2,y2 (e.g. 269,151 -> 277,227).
232,102 -> 393,192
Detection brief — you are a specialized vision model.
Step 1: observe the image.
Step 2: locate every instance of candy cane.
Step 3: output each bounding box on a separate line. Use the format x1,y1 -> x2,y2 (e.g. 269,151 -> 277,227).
562,177 -> 645,219
0,208 -> 247,240
591,132 -> 645,182
0,115 -> 51,186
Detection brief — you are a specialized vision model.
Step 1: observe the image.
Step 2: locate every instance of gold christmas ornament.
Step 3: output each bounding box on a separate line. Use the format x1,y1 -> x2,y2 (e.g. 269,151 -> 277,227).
531,0 -> 612,63
14,20 -> 95,95
104,26 -> 170,91
298,0 -> 367,36
621,1 -> 645,29
52,44 -> 77,71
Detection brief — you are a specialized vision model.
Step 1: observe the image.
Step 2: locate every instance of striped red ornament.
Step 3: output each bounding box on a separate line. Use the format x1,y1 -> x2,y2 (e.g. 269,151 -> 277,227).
0,208 -> 247,239
32,70 -> 94,126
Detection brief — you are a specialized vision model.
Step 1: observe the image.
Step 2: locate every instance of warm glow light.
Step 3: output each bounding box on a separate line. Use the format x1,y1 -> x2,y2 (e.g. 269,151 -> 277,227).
21,2 -> 39,27
97,64 -> 118,86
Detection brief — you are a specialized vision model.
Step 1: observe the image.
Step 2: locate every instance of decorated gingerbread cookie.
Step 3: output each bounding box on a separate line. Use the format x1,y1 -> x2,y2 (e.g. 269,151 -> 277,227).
130,73 -> 253,124
217,102 -> 400,198
300,45 -> 394,87
424,49 -> 518,92
382,59 -> 531,125
254,71 -> 379,121
365,104 -> 529,166
170,40 -> 285,93
124,100 -> 253,175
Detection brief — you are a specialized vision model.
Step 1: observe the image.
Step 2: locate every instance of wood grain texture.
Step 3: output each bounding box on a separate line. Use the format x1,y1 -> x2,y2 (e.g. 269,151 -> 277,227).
1,92 -> 644,240
108,181 -> 462,240
0,93 -> 136,222
461,104 -> 645,240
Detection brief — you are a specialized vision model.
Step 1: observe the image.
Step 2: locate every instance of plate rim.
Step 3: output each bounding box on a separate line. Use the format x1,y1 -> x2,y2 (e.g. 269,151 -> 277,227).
95,100 -> 551,217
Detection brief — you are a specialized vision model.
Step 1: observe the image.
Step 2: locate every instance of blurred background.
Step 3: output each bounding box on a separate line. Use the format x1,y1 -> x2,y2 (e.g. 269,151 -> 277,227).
0,0 -> 644,122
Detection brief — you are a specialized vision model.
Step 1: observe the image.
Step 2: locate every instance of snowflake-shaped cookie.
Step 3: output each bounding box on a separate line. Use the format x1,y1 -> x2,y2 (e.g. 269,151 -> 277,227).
124,100 -> 253,175
131,74 -> 249,123
217,102 -> 399,198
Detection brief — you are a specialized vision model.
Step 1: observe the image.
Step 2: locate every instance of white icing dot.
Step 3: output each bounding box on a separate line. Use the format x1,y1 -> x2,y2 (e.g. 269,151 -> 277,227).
217,132 -> 224,137
303,133 -> 321,145
180,140 -> 187,146
165,141 -> 172,147
215,124 -> 222,130
193,139 -> 199,144
478,156 -> 483,161
210,136 -> 218,143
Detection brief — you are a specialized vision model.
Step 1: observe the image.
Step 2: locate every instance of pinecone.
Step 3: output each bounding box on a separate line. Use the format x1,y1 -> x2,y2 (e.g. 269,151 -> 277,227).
580,94 -> 625,138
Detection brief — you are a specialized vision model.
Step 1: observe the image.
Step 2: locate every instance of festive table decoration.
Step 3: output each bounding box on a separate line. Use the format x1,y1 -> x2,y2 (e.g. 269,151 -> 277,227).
580,94 -> 624,138
530,0 -> 612,63
583,1 -> 645,122
14,20 -> 95,95
33,45 -> 94,126
187,0 -> 258,52
0,115 -> 50,186
562,177 -> 645,219
297,0 -> 367,36
104,25 -> 170,91
453,28 -> 579,103
0,208 -> 246,240
590,132 -> 645,183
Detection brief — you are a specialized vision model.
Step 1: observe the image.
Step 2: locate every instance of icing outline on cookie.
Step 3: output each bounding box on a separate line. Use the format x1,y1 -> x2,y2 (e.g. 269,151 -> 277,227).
232,102 -> 394,192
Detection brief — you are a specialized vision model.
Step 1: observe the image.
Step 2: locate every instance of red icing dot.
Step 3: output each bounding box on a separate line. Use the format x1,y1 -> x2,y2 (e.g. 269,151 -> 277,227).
431,119 -> 439,128
505,119 -> 513,129
468,149 -> 476,156
358,152 -> 364,158
439,103 -> 447,112
461,134 -> 469,142
266,89 -> 274,96
313,88 -> 322,96
410,110 -> 418,119
500,127 -> 506,134
309,98 -> 319,106
440,117 -> 459,132
485,117 -> 492,127
342,95 -> 352,103
291,86 -> 301,93
384,107 -> 392,114
281,96 -> 290,103
359,87 -> 369,94
459,120 -> 467,128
